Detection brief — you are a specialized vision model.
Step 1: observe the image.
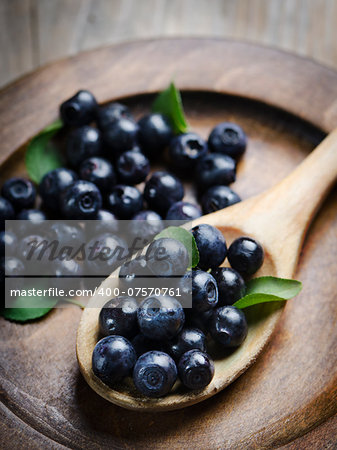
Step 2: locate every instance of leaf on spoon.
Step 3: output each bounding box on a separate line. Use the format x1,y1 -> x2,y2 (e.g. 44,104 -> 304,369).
233,276 -> 302,309
25,118 -> 64,183
154,226 -> 199,268
152,82 -> 189,134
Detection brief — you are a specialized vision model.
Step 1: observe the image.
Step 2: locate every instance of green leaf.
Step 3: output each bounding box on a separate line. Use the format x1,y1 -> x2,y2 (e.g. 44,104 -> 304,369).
246,276 -> 302,298
25,118 -> 64,183
152,82 -> 188,134
154,226 -> 199,268
2,295 -> 57,322
233,276 -> 302,309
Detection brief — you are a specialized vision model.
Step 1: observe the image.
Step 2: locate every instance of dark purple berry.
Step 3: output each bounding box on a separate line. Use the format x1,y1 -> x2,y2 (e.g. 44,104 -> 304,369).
196,154 -> 236,191
201,185 -> 241,214
66,126 -> 102,167
169,132 -> 207,170
103,118 -> 139,158
191,224 -> 227,270
106,185 -> 143,219
208,122 -> 247,160
178,349 -> 214,389
96,102 -> 133,130
138,113 -> 172,158
79,157 -> 115,194
209,306 -> 248,347
227,237 -> 264,276
92,335 -> 136,387
60,90 -> 97,126
210,267 -> 246,306
116,150 -> 150,185
165,201 -> 201,221
144,171 -> 184,216
39,168 -> 78,212
2,178 -> 36,211
133,350 -> 177,397
99,297 -> 139,339
60,180 -> 102,219
137,296 -> 185,341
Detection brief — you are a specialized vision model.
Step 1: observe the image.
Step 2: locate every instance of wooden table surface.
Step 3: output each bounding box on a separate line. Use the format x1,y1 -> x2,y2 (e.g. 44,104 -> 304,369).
1,0 -> 337,88
0,37 -> 336,449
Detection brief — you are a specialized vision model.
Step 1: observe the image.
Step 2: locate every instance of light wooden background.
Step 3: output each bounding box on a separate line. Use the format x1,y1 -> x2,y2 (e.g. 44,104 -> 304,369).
1,0 -> 337,88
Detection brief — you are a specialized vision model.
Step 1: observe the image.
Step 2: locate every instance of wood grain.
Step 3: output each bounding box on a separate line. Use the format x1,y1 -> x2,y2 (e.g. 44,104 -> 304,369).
0,39 -> 336,448
1,0 -> 337,88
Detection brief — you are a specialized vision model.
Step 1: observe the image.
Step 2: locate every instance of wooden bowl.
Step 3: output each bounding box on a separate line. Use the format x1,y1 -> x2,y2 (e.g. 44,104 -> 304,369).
0,39 -> 336,448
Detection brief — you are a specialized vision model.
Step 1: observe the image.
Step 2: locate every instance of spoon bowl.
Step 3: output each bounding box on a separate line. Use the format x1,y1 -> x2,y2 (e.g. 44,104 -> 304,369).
77,130 -> 337,411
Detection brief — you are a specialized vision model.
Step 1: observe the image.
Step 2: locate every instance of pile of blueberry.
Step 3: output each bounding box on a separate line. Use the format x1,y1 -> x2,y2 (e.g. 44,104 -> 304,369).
0,88 -> 245,228
92,224 -> 264,398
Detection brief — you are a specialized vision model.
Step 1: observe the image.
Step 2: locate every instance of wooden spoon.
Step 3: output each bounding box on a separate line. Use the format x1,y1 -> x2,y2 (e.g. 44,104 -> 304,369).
76,130 -> 337,411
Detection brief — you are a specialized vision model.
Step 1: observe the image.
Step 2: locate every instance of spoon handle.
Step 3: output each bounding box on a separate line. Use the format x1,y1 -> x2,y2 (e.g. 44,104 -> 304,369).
245,128 -> 337,274
263,127 -> 337,220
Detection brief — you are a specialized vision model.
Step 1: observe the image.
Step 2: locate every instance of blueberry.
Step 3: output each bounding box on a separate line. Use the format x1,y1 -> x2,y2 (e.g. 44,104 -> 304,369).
0,256 -> 25,283
103,118 -> 139,157
209,306 -> 248,347
131,334 -> 163,357
0,197 -> 15,229
86,233 -> 128,276
133,351 -> 177,397
180,269 -> 218,312
0,231 -> 17,256
55,258 -> 82,276
39,168 -> 78,212
119,256 -> 152,291
192,270 -> 218,312
2,178 -> 36,211
191,224 -> 227,270
87,209 -> 119,235
96,102 -> 133,131
144,171 -> 184,216
146,238 -> 189,277
60,90 -> 97,126
48,222 -> 85,248
18,234 -> 48,262
127,145 -> 143,153
92,335 -> 136,387
106,185 -> 143,219
128,210 -> 163,244
53,258 -> 83,284
208,122 -> 247,160
116,150 -> 150,185
178,349 -> 214,390
15,209 -> 47,237
184,309 -> 213,334
165,201 -> 201,221
195,154 -> 236,191
138,113 -> 172,158
60,180 -> 102,219
66,126 -> 102,167
211,267 -> 246,306
99,297 -> 139,339
137,296 -> 185,340
16,209 -> 47,222
79,157 -> 115,194
169,132 -> 207,170
51,258 -> 83,292
227,237 -> 264,276
201,185 -> 241,214
165,328 -> 206,361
